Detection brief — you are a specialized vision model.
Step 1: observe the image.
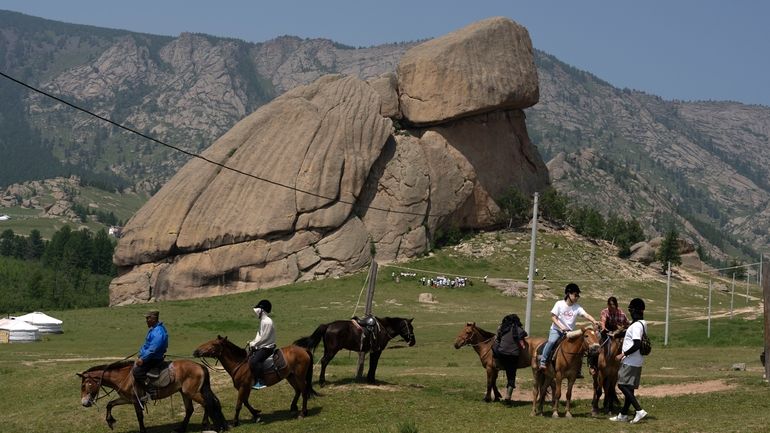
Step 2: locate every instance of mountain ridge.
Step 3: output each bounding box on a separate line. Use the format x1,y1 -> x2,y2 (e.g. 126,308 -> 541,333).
1,9 -> 768,262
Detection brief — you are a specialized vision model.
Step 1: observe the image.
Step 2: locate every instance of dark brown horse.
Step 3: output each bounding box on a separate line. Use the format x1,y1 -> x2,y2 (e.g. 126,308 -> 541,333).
532,326 -> 600,418
591,329 -> 625,416
294,316 -> 415,385
78,360 -> 228,433
193,336 -> 316,425
453,322 -> 547,402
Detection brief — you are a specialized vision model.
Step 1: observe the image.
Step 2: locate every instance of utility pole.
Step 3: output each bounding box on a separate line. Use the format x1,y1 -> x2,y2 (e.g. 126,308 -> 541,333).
762,257 -> 770,380
525,192 -> 539,334
731,273 -> 735,319
707,280 -> 712,339
665,261 -> 671,346
357,261 -> 378,380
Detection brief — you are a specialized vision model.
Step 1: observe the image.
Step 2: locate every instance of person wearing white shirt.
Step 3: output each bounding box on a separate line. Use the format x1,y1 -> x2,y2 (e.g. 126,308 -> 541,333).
609,298 -> 649,424
539,283 -> 599,371
248,299 -> 276,389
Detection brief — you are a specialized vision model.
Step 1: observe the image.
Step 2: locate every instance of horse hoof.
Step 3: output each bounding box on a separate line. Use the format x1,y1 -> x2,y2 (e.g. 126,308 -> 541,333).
565,412 -> 573,418
291,405 -> 298,412
552,412 -> 560,418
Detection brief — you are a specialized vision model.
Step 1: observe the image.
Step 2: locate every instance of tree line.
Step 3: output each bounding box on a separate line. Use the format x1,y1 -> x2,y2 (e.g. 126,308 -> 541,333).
0,226 -> 116,313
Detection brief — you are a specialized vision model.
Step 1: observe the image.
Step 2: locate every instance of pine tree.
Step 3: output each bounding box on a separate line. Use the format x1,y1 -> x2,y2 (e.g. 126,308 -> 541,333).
657,227 -> 682,270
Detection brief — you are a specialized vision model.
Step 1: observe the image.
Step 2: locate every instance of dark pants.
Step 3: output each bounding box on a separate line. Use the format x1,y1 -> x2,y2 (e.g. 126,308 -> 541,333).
132,358 -> 163,395
496,353 -> 519,388
249,347 -> 272,384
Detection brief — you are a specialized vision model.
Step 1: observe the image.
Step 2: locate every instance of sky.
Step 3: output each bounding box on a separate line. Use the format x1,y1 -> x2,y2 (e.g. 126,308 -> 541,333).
3,0 -> 769,107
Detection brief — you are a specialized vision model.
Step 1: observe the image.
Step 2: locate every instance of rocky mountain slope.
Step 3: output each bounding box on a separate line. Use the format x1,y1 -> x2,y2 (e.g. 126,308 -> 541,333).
1,10 -> 768,260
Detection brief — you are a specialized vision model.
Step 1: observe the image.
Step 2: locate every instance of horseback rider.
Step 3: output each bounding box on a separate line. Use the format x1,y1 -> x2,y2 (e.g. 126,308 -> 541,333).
590,296 -> 630,374
133,310 -> 168,402
248,299 -> 276,390
539,283 -> 599,375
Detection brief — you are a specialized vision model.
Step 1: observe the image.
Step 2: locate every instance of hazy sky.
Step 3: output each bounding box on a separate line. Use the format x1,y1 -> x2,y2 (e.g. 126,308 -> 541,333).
3,1 -> 769,106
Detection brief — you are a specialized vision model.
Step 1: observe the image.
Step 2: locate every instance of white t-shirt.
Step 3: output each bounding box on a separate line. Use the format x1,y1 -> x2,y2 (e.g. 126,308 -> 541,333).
621,320 -> 646,367
249,313 -> 276,349
549,300 -> 587,332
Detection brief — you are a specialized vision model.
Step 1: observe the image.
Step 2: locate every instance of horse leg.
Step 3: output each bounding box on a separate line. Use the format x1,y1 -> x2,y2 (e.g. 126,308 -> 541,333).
105,397 -> 130,430
484,367 -> 496,402
366,350 -> 382,384
591,374 -> 602,417
132,401 -> 147,433
173,394 -> 194,433
319,347 -> 339,386
551,376 -> 562,418
564,378 -> 575,418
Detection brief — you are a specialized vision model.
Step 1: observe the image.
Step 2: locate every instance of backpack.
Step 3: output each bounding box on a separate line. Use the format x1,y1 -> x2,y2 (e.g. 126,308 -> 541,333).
640,322 -> 652,356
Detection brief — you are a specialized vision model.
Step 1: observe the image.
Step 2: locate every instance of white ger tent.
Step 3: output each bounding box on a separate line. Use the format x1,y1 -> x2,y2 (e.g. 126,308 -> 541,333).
15,312 -> 63,334
0,318 -> 40,342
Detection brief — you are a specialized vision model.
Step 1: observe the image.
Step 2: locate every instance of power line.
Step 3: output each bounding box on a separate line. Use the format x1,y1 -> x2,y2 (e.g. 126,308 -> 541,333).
0,70 -> 436,218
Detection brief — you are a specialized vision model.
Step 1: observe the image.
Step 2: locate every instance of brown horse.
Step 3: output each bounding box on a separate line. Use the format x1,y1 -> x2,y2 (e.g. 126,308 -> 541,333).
193,336 -> 316,425
532,326 -> 600,418
294,316 -> 415,385
453,322 -> 547,402
591,329 -> 625,416
78,360 -> 228,433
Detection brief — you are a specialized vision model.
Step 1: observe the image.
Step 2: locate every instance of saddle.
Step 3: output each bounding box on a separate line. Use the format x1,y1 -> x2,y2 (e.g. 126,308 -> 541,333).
537,334 -> 568,367
256,348 -> 288,379
143,361 -> 174,393
352,315 -> 379,351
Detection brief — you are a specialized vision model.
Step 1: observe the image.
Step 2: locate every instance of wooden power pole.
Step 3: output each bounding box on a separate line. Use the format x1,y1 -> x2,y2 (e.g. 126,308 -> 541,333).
357,261 -> 378,380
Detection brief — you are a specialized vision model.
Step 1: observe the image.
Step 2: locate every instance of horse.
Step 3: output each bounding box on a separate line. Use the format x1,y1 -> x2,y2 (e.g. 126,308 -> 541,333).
531,326 -> 601,418
453,322 -> 547,402
590,329 -> 625,416
77,359 -> 228,433
193,336 -> 316,425
293,316 -> 415,385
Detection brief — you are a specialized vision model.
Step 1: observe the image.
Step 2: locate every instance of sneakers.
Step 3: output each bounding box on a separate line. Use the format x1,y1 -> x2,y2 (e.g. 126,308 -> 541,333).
251,380 -> 266,390
630,409 -> 648,424
609,414 -> 629,422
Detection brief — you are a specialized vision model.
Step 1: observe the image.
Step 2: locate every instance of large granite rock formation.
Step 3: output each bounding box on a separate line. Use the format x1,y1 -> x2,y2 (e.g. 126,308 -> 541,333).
110,17 -> 549,304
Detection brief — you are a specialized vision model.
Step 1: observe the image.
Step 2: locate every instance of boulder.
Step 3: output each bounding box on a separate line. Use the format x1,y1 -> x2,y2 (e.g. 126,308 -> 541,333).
397,17 -> 538,125
110,18 -> 550,304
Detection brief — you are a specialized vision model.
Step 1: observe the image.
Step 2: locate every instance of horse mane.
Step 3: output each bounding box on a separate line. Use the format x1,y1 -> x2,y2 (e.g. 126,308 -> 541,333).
220,337 -> 248,357
473,324 -> 496,340
84,359 -> 134,373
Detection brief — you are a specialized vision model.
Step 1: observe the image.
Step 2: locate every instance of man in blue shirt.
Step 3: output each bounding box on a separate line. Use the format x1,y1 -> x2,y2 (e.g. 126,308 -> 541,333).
132,310 -> 168,402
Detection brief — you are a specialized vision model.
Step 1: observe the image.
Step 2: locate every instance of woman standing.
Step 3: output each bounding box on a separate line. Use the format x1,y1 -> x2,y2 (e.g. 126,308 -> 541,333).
610,297 -> 649,424
493,313 -> 527,403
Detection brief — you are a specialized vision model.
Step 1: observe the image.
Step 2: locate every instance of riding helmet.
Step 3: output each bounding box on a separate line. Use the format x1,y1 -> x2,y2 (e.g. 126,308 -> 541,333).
564,283 -> 581,295
628,298 -> 645,312
254,299 -> 272,313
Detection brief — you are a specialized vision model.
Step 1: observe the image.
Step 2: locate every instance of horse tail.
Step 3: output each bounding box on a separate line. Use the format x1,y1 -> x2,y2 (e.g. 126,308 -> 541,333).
304,349 -> 321,397
200,366 -> 229,431
293,323 -> 328,352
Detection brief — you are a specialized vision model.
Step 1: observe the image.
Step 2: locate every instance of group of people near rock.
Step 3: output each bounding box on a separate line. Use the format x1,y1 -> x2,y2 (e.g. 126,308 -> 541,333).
420,275 -> 470,288
493,283 -> 649,424
131,284 -> 649,424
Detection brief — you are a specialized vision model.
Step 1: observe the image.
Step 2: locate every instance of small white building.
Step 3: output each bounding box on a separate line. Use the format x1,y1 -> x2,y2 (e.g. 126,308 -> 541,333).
0,318 -> 40,343
15,312 -> 63,334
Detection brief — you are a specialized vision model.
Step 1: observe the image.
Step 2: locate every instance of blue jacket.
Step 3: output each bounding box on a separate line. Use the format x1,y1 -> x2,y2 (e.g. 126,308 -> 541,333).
139,322 -> 168,361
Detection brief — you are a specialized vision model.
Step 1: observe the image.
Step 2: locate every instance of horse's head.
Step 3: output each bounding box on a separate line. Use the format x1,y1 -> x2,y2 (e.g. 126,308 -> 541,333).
454,322 -> 477,349
398,318 -> 416,347
77,372 -> 100,407
582,326 -> 601,358
193,335 -> 228,359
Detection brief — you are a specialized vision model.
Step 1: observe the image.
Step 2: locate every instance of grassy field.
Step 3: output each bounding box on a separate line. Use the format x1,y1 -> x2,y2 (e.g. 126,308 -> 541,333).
1,229 -> 768,433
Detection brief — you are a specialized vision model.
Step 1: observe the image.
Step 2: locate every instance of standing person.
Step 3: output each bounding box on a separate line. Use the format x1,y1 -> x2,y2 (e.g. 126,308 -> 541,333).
539,283 -> 599,372
132,310 -> 168,402
610,298 -> 649,423
493,313 -> 528,403
592,296 -> 630,374
248,299 -> 276,390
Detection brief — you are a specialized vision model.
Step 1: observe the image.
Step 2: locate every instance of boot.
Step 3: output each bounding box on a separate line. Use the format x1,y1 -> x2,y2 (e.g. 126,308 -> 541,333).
504,385 -> 514,405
